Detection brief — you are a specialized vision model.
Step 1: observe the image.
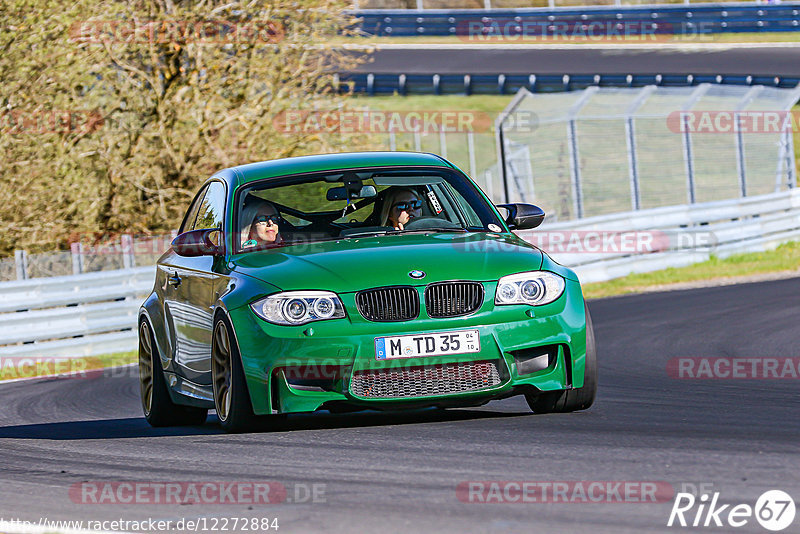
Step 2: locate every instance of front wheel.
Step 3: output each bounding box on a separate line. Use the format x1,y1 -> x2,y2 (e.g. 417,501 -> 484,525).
139,319 -> 208,427
212,316 -> 258,433
525,304 -> 597,414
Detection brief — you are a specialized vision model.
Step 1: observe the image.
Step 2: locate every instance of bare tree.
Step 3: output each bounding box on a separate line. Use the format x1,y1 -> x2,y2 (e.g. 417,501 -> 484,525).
0,0 -> 369,254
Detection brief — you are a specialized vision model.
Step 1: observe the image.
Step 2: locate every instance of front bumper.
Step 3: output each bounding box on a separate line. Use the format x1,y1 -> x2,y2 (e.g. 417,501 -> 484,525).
227,279 -> 587,415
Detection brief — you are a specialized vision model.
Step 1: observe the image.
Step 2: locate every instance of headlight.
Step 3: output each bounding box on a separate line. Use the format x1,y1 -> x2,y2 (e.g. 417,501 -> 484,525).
495,271 -> 565,306
250,291 -> 346,325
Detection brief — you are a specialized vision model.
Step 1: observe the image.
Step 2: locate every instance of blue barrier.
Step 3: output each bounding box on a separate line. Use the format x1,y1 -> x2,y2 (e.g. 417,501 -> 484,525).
354,4 -> 800,36
339,72 -> 800,94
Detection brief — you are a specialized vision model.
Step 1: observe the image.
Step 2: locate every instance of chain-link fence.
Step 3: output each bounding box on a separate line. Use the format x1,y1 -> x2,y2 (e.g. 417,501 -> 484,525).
7,84 -> 799,279
498,84 -> 800,222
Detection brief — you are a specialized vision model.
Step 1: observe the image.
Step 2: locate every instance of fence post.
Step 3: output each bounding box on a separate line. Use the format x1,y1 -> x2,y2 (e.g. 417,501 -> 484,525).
624,86 -> 655,211
121,234 -> 135,269
785,129 -> 797,189
70,242 -> 83,275
366,73 -> 375,96
564,86 -> 598,219
467,132 -> 478,180
679,84 -> 711,204
733,86 -> 763,198
484,0 -> 492,9
14,250 -> 28,280
625,117 -> 641,210
439,130 -> 447,159
567,119 -> 583,218
735,115 -> 747,197
414,131 -> 421,152
497,124 -> 510,204
389,130 -> 397,151
682,115 -> 696,204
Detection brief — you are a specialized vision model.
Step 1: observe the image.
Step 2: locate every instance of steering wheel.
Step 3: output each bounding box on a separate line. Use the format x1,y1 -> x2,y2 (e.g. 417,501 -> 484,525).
402,216 -> 462,230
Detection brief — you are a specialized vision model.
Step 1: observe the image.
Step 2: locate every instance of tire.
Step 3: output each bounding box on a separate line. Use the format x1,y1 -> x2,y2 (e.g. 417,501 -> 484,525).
139,319 -> 208,427
525,304 -> 597,414
212,315 -> 258,433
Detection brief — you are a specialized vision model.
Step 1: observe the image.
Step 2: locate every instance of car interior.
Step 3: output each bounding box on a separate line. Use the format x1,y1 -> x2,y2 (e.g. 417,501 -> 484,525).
237,170 -> 480,251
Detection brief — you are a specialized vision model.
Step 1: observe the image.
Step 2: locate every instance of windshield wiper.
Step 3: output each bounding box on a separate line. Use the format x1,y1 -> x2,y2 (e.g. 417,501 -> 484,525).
340,227 -> 468,238
339,230 -> 391,238
399,227 -> 468,234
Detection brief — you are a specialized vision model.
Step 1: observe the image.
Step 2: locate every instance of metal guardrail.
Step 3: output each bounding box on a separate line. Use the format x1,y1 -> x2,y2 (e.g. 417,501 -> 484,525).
355,3 -> 800,36
0,267 -> 153,358
517,188 -> 800,283
1,190 -> 798,359
341,72 -> 800,95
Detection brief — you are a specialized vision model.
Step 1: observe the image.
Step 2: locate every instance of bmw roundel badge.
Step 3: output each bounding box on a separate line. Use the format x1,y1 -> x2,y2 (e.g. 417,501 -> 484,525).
409,270 -> 426,279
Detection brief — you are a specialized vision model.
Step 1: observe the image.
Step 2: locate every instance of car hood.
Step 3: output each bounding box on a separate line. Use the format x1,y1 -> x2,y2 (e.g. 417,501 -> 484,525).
231,232 -> 543,293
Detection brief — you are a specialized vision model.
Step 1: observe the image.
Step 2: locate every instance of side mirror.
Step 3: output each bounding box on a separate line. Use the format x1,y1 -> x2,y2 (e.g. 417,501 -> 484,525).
326,185 -> 377,201
497,203 -> 545,230
172,229 -> 221,257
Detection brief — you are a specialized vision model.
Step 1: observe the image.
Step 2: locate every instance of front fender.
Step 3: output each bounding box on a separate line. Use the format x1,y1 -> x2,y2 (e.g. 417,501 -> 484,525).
218,273 -> 282,311
540,252 -> 580,283
214,273 -> 282,415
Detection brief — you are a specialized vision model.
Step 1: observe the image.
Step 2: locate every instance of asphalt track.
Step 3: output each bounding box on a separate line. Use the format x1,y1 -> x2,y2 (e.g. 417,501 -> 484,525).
352,44 -> 800,77
0,277 -> 798,533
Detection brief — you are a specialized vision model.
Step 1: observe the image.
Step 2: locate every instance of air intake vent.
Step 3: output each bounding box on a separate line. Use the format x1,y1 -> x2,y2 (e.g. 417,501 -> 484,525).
356,286 -> 419,322
350,360 -> 504,399
425,281 -> 484,318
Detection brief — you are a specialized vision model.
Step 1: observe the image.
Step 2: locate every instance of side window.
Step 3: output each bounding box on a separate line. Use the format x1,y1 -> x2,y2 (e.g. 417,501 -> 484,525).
193,181 -> 226,231
179,185 -> 209,234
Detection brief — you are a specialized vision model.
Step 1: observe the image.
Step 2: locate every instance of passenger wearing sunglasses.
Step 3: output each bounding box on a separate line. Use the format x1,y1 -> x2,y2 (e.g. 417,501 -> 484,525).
380,187 -> 423,231
241,198 -> 282,249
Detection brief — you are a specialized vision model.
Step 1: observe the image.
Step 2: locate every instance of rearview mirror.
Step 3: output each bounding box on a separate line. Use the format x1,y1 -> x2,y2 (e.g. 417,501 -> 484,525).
172,229 -> 221,257
497,203 -> 545,230
326,185 -> 377,201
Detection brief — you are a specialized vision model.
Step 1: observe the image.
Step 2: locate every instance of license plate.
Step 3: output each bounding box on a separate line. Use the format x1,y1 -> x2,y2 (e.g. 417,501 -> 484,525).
375,329 -> 480,360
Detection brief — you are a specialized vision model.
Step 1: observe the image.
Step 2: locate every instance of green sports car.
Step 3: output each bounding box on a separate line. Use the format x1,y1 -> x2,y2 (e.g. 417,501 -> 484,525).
138,152 -> 597,432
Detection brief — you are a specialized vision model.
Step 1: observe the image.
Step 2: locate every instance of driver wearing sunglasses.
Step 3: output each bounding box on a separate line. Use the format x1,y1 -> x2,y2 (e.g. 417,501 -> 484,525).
242,202 -> 282,248
381,187 -> 423,231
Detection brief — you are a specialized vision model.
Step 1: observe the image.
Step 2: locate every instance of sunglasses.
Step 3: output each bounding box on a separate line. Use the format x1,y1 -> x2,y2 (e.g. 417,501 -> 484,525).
393,200 -> 423,211
254,214 -> 280,225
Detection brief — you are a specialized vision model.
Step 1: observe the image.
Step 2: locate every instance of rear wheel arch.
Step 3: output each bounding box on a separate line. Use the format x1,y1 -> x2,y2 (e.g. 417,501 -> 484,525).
138,314 -> 208,427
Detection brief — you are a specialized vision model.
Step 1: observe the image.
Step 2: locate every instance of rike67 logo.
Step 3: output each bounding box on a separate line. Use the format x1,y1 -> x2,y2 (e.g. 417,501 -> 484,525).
668,490 -> 796,531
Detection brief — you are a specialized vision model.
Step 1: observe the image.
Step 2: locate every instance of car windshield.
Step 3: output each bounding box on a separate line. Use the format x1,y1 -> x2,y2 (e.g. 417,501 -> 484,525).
234,167 -> 505,253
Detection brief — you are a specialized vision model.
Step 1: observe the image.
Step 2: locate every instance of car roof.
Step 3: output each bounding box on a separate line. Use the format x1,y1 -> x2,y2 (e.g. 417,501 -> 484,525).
225,152 -> 455,188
